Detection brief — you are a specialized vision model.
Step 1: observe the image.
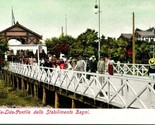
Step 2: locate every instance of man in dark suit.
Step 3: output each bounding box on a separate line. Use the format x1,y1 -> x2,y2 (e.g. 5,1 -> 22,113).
148,58 -> 155,89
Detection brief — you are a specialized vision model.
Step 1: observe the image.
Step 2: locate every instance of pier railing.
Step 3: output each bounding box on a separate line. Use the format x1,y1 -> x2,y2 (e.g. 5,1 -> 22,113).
4,62 -> 155,109
113,62 -> 149,76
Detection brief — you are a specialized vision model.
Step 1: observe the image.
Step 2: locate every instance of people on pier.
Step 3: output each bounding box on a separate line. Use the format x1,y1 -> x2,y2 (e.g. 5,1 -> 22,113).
40,57 -> 45,66
10,52 -> 117,77
97,56 -> 105,84
148,58 -> 155,89
108,60 -> 114,75
51,55 -> 57,68
59,58 -> 65,69
28,56 -> 35,65
74,55 -> 86,78
66,57 -> 73,70
89,55 -> 97,73
70,58 -> 77,69
105,56 -> 110,72
74,55 -> 86,72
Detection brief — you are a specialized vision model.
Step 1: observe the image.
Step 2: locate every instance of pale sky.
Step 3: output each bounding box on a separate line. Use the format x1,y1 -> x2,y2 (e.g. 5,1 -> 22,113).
0,0 -> 155,40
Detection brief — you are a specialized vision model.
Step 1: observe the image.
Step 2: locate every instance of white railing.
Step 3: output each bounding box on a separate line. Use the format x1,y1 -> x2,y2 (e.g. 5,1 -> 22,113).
113,62 -> 149,76
5,62 -> 155,109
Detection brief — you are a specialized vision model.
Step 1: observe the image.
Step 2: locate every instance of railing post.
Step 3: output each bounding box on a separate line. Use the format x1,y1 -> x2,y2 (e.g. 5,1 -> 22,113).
137,65 -> 139,76
133,64 -> 136,75
117,61 -> 121,74
107,78 -> 110,108
124,64 -> 127,74
121,73 -> 124,96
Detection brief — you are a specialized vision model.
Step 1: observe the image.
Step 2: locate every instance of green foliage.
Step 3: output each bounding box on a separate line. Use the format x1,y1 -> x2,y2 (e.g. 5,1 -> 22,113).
136,40 -> 152,63
100,37 -> 128,60
45,35 -> 75,57
73,28 -> 98,57
45,28 -> 151,63
0,39 -> 9,68
0,80 -> 42,107
0,39 -> 8,58
0,90 -> 8,98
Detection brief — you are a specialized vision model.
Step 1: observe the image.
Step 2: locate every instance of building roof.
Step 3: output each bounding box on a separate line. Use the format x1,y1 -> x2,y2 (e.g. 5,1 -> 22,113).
146,27 -> 155,32
136,31 -> 154,37
135,27 -> 155,37
0,21 -> 42,39
135,28 -> 142,31
120,33 -> 132,39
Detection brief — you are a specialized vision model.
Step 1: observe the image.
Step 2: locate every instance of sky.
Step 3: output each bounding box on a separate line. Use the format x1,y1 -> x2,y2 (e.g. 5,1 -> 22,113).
0,0 -> 155,40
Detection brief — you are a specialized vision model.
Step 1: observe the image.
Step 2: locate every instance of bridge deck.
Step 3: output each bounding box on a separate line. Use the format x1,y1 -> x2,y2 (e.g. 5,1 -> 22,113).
5,63 -> 155,109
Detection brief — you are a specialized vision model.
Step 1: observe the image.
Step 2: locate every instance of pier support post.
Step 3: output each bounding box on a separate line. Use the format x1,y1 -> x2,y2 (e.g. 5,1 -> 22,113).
54,92 -> 59,108
72,99 -> 75,108
34,84 -> 37,98
8,73 -> 11,86
6,72 -> 8,83
12,74 -> 15,89
42,88 -> 46,106
11,74 -> 15,89
21,78 -> 25,93
10,74 -> 13,86
25,81 -> 29,97
16,77 -> 19,90
30,83 -> 33,97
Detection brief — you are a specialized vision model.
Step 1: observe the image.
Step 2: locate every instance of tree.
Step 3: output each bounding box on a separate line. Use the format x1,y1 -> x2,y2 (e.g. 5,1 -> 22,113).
45,28 -> 98,58
75,28 -> 98,57
136,40 -> 151,63
0,39 -> 9,68
45,35 -> 75,57
100,37 -> 129,62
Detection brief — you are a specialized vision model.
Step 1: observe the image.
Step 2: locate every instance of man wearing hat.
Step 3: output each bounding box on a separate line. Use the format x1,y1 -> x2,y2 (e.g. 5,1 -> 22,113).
148,58 -> 155,89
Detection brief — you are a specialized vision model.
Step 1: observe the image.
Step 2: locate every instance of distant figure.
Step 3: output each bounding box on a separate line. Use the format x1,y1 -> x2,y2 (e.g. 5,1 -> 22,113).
108,60 -> 114,75
74,56 -> 86,72
74,56 -> 86,78
86,55 -> 97,80
97,56 -> 105,84
89,55 -> 97,73
86,56 -> 91,72
71,58 -> 77,69
148,58 -> 155,89
44,58 -> 51,68
66,57 -> 73,70
29,56 -> 34,65
105,56 -> 110,72
40,58 -> 45,66
51,55 -> 57,68
59,59 -> 65,69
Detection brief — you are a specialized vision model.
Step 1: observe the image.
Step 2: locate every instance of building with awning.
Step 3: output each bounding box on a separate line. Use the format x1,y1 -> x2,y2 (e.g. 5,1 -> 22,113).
0,21 -> 47,61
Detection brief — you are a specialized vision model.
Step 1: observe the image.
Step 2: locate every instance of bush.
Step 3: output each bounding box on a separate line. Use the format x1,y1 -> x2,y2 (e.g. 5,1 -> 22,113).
0,90 -> 8,98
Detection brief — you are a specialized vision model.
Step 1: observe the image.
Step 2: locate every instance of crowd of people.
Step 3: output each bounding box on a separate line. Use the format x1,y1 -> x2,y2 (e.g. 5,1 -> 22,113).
10,52 -> 115,77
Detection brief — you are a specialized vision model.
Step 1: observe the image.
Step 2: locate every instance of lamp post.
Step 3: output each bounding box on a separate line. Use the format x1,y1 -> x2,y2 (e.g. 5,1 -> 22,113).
94,0 -> 101,61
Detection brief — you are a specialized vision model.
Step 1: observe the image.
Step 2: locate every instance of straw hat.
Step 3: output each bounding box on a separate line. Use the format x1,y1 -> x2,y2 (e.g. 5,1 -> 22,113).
149,58 -> 155,65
